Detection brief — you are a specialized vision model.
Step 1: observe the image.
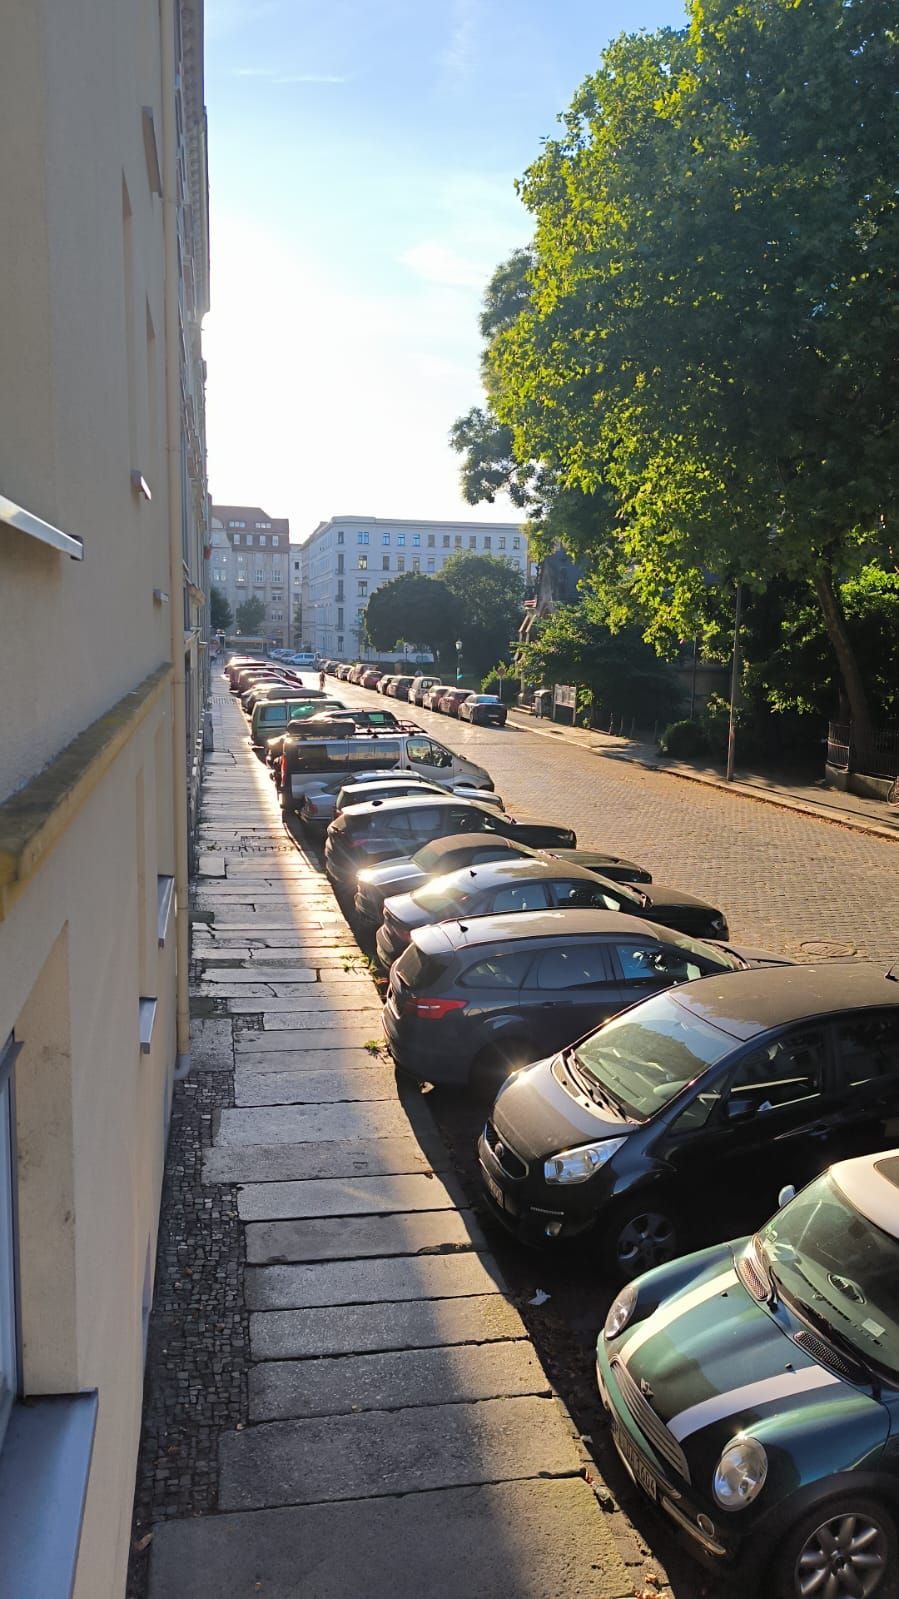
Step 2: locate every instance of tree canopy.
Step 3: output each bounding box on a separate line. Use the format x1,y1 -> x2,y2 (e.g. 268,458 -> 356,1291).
210,586 -> 233,632
439,551 -> 526,676
518,603 -> 681,725
457,0 -> 899,732
365,572 -> 462,661
235,596 -> 266,635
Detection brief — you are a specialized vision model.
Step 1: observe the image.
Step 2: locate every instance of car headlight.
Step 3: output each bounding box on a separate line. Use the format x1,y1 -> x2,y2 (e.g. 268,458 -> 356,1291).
713,1435 -> 768,1510
604,1283 -> 637,1340
543,1136 -> 626,1185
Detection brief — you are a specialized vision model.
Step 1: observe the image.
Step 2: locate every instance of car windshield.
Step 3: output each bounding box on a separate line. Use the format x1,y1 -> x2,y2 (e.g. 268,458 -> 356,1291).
757,1173 -> 899,1377
573,993 -> 734,1120
411,874 -> 474,915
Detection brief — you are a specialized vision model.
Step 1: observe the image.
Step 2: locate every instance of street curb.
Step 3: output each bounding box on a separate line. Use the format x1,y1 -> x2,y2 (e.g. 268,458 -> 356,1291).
506,711 -> 899,846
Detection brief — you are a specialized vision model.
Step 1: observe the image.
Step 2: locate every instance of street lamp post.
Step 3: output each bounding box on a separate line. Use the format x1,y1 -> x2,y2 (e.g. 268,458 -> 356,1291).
725,582 -> 743,783
455,638 -> 463,685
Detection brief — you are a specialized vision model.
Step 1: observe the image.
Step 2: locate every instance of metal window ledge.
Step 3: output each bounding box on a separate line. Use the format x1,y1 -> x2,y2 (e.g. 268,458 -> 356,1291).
139,996 -> 158,1054
0,1392 -> 98,1599
156,875 -> 175,947
0,494 -> 84,560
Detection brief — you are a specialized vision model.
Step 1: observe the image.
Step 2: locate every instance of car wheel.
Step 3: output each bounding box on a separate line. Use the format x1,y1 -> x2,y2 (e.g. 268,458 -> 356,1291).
598,1198 -> 682,1282
771,1498 -> 896,1599
469,1042 -> 531,1101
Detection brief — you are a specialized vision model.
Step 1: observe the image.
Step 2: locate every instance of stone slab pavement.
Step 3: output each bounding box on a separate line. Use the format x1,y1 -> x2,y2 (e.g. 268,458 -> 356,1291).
144,684 -> 634,1599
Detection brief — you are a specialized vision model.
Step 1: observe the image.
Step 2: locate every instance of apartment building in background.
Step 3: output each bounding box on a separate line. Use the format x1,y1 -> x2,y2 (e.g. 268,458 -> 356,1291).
0,3 -> 209,1597
300,514 -> 528,659
209,504 -> 292,647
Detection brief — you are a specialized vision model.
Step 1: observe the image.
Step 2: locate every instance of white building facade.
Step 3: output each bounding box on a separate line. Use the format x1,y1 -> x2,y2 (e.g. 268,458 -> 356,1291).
300,514 -> 527,659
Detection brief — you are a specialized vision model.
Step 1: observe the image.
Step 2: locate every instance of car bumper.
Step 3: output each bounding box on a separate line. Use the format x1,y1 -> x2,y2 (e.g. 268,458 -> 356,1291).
381,996 -> 470,1086
476,1130 -> 597,1244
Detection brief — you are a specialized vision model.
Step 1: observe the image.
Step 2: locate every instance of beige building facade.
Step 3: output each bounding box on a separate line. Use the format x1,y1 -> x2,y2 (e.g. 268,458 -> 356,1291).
0,3 -> 209,1597
209,504 -> 292,648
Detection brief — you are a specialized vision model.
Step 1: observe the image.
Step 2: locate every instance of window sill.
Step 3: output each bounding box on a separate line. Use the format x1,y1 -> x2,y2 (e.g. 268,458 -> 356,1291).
0,1392 -> 98,1599
156,875 -> 175,947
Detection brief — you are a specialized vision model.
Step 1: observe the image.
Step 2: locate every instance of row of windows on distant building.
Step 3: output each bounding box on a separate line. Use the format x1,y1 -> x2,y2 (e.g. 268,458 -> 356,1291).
228,530 -> 281,546
335,529 -> 521,552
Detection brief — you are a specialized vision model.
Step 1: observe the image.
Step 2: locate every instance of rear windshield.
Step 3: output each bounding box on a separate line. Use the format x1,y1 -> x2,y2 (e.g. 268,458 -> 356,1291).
394,943 -> 449,990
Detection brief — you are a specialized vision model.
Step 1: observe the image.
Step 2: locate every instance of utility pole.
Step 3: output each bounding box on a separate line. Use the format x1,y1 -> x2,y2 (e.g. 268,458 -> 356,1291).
725,582 -> 743,783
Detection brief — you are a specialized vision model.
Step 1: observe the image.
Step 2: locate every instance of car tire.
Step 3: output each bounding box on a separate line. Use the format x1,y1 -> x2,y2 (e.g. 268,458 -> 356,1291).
597,1196 -> 683,1283
770,1497 -> 896,1599
469,1041 -> 532,1102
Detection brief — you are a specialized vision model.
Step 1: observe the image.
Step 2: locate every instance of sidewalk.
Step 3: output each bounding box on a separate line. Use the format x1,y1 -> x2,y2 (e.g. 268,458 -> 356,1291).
137,688 -> 638,1599
508,709 -> 899,842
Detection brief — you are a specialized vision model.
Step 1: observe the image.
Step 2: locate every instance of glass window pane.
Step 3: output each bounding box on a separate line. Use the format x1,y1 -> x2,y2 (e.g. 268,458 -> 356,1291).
460,953 -> 530,989
726,1027 -> 826,1115
834,1012 -> 899,1088
490,882 -> 549,913
535,945 -> 610,990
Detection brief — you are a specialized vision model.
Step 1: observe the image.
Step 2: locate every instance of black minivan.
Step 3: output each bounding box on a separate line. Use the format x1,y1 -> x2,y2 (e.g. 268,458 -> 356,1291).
479,961 -> 899,1279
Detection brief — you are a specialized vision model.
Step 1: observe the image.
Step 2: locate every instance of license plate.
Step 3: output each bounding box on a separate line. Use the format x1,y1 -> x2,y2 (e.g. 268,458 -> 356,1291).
613,1425 -> 657,1501
481,1165 -> 506,1212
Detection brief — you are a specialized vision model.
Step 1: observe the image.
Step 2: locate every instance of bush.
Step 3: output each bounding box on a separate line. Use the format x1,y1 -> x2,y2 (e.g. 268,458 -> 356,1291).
480,665 -> 518,704
659,719 -> 710,758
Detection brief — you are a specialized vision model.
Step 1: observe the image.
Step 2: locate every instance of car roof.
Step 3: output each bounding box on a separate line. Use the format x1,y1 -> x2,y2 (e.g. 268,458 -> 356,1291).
345,794 -> 485,818
429,857 -> 611,891
415,833 -> 528,862
831,1150 -> 899,1241
666,961 -> 899,1040
416,907 -> 693,951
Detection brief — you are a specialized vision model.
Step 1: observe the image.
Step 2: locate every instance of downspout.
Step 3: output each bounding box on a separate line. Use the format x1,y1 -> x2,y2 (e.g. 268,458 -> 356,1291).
160,0 -> 191,1080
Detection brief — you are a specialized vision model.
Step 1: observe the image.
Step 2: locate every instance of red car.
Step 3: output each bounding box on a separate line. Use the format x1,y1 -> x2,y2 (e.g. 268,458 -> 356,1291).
437,688 -> 471,716
361,670 -> 382,689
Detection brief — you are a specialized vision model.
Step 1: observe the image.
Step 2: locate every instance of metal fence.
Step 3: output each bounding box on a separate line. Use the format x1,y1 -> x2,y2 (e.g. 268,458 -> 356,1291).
828,721 -> 899,779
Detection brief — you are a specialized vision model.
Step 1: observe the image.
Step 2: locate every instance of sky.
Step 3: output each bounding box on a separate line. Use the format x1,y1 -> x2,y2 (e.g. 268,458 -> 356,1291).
203,0 -> 687,545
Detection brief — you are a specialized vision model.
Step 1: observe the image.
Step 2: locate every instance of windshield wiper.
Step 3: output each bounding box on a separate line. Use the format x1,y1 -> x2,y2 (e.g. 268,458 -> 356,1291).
565,1050 -> 623,1116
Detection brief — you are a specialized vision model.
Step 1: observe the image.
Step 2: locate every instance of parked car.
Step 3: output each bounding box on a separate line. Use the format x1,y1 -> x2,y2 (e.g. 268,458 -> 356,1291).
243,679 -> 325,714
374,857 -> 727,971
280,730 -> 493,819
378,675 -> 397,695
325,794 -> 576,893
383,910 -> 752,1091
424,682 -> 449,711
552,849 -> 652,885
361,670 -> 383,689
232,665 -> 289,696
355,837 -> 654,928
336,775 -> 504,814
479,960 -> 899,1272
409,677 -> 442,707
226,655 -> 264,687
335,664 -> 352,680
383,675 -> 414,701
303,708 -> 403,731
460,694 -> 508,726
597,1148 -> 899,1596
438,688 -> 471,716
251,697 -> 344,750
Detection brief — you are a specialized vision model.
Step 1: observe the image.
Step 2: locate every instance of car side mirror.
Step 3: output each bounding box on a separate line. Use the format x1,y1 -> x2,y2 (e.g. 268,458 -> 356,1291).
777,1184 -> 796,1209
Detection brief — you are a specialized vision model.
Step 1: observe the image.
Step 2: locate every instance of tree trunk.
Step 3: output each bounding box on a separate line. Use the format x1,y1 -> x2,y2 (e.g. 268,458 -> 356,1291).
812,566 -> 873,745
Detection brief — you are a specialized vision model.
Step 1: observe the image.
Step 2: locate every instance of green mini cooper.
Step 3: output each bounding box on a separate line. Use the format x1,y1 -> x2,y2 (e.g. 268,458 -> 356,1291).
597,1150 -> 899,1597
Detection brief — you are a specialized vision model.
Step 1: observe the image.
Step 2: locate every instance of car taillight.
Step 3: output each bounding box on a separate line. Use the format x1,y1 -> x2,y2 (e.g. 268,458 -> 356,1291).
400,997 -> 466,1020
281,755 -> 287,782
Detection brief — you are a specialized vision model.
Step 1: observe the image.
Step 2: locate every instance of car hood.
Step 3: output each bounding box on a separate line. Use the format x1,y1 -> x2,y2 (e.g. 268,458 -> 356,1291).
714,941 -> 795,968
382,892 -> 435,930
629,882 -> 719,916
492,1053 -> 633,1161
609,1245 -> 889,1492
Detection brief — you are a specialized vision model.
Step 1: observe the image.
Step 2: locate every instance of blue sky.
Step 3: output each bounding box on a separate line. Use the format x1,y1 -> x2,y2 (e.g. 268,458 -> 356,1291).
203,0 -> 686,543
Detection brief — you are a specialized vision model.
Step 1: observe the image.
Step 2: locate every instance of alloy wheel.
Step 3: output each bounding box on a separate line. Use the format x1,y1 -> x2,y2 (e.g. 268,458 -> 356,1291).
615,1211 -> 677,1274
795,1512 -> 887,1599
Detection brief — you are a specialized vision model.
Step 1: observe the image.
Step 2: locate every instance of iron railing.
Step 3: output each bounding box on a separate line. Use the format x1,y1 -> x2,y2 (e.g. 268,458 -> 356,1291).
828,722 -> 899,779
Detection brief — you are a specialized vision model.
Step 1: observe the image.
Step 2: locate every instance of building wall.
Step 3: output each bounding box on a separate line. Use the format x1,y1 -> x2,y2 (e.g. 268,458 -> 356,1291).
299,515 -> 528,659
209,505 -> 291,647
0,2 -> 208,1596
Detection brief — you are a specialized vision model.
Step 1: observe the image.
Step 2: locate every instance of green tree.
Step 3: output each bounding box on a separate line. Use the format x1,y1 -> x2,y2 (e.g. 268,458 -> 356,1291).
235,596 -> 266,635
438,551 -> 526,676
487,1 -> 899,733
210,586 -> 233,632
365,573 -> 462,663
519,603 -> 681,725
292,596 -> 303,648
761,568 -> 899,724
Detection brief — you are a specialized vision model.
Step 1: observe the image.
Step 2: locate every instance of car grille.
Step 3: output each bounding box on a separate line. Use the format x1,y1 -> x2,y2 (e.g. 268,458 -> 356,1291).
482,1120 -> 528,1180
610,1358 -> 691,1483
793,1329 -> 858,1382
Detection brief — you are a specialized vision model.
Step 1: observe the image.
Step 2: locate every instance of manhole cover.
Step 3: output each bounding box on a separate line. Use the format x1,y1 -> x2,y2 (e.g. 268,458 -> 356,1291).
797,939 -> 859,959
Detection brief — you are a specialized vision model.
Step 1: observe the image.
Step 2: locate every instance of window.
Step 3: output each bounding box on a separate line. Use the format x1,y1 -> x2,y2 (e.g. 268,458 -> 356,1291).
460,953 -> 530,989
228,519 -> 246,528
382,556 -> 390,571
483,535 -> 491,550
614,941 -> 702,983
397,556 -> 405,572
357,531 -> 369,545
554,880 -> 620,910
534,945 -> 611,990
0,1034 -> 18,1448
259,535 -> 267,546
246,534 -> 254,546
833,1012 -> 899,1088
443,535 -> 450,548
337,554 -> 344,574
724,1028 -> 826,1117
293,558 -> 300,572
454,535 -> 462,548
337,607 -> 344,627
397,534 -> 406,547
270,611 -> 283,622
337,530 -> 344,545
412,557 -> 420,572
336,583 -> 344,601
273,535 -> 280,546
254,567 -> 265,584
427,534 -> 435,548
413,533 -> 421,547
233,533 -> 241,545
357,580 -> 368,597
337,635 -> 344,652
256,521 -> 272,529
427,557 -> 435,571
489,881 -> 550,914
271,591 -> 283,601
498,535 -> 506,550
382,532 -> 390,545
513,536 -> 521,550
358,554 -> 368,570
469,535 -> 477,549
406,737 -> 452,770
